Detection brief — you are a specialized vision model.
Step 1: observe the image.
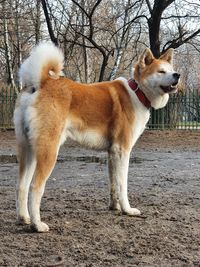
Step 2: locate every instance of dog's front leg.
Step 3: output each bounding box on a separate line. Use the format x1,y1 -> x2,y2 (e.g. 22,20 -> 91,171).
108,145 -> 141,216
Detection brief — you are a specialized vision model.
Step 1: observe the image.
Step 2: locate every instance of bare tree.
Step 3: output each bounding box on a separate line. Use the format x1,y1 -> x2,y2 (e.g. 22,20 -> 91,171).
33,0 -> 42,44
46,0 -> 145,81
2,0 -> 15,86
70,0 -> 113,81
0,0 -> 200,86
108,0 -> 144,80
145,0 -> 200,57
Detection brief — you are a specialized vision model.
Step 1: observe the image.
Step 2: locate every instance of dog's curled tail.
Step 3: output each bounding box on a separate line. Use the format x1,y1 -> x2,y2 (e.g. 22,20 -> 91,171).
19,42 -> 64,89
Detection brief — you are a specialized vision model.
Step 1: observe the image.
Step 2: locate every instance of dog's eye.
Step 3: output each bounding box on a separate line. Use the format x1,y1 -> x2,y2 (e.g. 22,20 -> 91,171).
158,70 -> 166,74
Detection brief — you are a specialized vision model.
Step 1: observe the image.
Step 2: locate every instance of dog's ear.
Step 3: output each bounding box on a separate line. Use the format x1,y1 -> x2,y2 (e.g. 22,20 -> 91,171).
160,48 -> 174,64
139,48 -> 154,68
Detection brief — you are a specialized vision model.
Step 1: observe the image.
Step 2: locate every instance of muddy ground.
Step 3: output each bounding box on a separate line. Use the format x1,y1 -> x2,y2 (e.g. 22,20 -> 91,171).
0,130 -> 200,267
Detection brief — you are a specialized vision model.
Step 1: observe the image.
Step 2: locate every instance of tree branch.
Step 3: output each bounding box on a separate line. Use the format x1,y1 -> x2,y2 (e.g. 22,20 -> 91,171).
71,0 -> 89,17
162,14 -> 200,20
145,0 -> 152,14
163,28 -> 200,51
41,0 -> 58,46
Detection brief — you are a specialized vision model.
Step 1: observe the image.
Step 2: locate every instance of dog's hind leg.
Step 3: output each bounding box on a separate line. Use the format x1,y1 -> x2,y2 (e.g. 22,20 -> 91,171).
16,141 -> 36,225
108,145 -> 141,216
29,140 -> 59,232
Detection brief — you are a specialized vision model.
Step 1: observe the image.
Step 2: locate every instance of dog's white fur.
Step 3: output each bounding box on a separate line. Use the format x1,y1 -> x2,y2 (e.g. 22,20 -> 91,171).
14,42 -> 179,232
19,42 -> 64,88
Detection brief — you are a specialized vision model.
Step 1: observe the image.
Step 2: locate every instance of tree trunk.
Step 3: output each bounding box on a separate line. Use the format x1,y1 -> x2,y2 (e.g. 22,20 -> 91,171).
147,2 -> 163,58
147,0 -> 174,128
98,54 -> 109,82
81,0 -> 88,83
148,18 -> 161,58
108,49 -> 123,80
35,0 -> 41,44
4,17 -> 15,86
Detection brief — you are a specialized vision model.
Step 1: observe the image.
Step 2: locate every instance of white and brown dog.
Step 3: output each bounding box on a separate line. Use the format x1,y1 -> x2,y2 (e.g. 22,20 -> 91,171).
14,42 -> 180,232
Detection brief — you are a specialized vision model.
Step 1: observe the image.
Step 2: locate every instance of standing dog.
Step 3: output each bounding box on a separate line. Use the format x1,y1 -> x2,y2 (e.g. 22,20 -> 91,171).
14,42 -> 180,232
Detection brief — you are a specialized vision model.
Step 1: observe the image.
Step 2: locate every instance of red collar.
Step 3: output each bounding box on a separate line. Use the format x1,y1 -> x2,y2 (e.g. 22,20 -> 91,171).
128,79 -> 151,109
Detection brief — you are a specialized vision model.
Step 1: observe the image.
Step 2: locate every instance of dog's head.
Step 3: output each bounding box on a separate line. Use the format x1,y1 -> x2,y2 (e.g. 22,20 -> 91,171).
134,48 -> 180,109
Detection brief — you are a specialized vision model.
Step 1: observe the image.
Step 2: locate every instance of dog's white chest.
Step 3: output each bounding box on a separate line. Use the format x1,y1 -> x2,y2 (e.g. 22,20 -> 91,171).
117,78 -> 150,147
131,107 -> 150,147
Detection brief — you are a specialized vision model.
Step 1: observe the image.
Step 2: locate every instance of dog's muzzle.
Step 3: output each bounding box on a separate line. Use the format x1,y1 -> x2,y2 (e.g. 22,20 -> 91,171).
161,73 -> 180,93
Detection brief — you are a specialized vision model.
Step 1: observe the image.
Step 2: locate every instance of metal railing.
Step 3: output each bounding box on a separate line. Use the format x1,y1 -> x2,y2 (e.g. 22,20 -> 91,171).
0,86 -> 18,129
148,90 -> 200,129
0,86 -> 199,130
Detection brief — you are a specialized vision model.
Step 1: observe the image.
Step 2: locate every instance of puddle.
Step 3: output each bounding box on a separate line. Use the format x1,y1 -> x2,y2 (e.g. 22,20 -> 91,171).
0,155 -> 18,163
0,154 -> 149,164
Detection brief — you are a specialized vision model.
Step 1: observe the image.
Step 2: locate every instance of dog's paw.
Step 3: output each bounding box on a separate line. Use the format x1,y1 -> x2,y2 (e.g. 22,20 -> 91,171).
123,208 -> 141,216
31,222 -> 50,233
16,216 -> 31,225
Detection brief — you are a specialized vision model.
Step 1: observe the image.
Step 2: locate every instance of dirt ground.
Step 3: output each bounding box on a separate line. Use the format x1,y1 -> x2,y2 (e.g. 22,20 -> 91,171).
0,130 -> 200,267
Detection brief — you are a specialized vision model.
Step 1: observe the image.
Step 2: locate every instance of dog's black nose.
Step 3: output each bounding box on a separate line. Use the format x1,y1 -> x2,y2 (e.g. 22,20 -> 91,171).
173,73 -> 180,80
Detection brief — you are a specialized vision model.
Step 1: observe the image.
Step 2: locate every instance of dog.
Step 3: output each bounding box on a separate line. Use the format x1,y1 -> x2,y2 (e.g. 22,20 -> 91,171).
14,42 -> 180,232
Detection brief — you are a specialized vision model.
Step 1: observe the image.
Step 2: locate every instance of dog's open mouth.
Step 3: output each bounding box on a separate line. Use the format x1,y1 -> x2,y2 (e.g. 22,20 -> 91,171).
160,82 -> 178,93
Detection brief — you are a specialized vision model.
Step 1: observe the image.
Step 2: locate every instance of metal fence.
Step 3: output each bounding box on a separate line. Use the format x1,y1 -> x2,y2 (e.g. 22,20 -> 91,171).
0,86 -> 18,129
148,90 -> 200,129
0,86 -> 200,130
